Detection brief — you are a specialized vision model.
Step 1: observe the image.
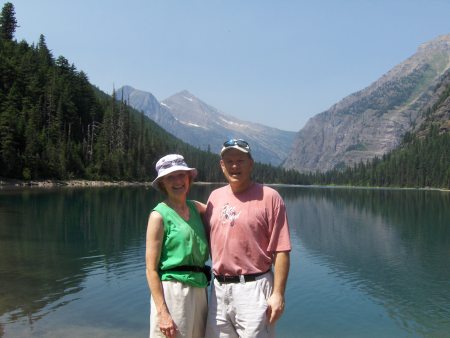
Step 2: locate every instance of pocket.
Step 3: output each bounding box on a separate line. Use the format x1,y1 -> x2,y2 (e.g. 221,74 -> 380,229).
258,273 -> 274,301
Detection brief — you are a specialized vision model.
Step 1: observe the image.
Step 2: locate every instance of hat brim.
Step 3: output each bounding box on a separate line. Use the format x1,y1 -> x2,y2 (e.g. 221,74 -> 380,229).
151,166 -> 198,191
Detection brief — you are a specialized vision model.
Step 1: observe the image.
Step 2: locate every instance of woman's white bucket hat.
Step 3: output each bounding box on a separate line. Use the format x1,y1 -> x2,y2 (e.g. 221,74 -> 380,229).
151,154 -> 197,191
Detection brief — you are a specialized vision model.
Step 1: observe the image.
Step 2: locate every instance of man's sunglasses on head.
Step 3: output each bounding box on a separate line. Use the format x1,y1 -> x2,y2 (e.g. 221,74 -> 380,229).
223,139 -> 250,151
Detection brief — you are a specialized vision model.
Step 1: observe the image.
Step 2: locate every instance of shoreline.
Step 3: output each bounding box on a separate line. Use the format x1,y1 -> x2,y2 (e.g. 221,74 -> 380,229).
0,178 -> 223,189
0,178 -> 448,192
0,178 -> 152,188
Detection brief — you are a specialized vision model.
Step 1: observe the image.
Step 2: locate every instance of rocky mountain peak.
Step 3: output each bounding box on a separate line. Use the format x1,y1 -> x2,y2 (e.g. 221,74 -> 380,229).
119,86 -> 296,165
417,34 -> 450,52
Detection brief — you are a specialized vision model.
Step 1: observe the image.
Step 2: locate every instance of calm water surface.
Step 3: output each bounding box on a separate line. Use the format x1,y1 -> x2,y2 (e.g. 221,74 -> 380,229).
0,185 -> 449,338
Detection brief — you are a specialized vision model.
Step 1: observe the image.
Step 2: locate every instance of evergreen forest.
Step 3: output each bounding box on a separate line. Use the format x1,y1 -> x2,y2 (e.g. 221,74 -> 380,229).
0,3 -> 310,185
315,129 -> 450,188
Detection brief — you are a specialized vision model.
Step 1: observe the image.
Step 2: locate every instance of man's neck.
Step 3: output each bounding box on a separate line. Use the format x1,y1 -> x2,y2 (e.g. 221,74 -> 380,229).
229,180 -> 253,194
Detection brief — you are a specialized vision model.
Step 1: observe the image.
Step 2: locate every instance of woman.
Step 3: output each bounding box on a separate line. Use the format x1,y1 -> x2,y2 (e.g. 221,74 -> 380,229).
146,154 -> 209,338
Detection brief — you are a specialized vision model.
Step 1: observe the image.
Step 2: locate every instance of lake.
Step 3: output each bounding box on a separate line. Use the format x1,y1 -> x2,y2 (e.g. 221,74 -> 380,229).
0,185 -> 449,338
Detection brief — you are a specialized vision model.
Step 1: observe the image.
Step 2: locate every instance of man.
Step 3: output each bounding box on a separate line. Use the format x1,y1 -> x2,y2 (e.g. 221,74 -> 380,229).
204,139 -> 291,338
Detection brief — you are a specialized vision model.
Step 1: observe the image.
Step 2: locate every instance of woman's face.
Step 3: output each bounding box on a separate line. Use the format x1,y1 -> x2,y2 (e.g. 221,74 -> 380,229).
161,171 -> 190,197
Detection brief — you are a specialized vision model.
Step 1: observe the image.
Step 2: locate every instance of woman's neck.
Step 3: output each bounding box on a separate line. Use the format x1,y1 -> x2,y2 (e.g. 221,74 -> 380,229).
165,197 -> 186,209
165,198 -> 189,220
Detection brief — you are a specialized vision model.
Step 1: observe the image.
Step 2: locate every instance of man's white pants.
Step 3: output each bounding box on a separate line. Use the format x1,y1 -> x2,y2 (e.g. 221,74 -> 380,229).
205,271 -> 275,338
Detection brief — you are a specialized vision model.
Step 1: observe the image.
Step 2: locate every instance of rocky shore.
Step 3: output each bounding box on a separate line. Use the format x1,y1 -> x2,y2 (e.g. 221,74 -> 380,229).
1,178 -> 446,191
0,178 -> 151,188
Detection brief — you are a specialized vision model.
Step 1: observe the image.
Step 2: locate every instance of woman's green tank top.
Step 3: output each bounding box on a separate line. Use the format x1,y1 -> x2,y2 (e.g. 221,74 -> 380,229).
153,200 -> 209,288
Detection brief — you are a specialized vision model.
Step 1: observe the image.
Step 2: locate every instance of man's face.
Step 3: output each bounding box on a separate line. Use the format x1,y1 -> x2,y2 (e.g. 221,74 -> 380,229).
220,149 -> 253,191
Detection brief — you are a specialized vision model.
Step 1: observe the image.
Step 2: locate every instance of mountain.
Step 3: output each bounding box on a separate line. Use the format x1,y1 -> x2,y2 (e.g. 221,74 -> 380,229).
117,86 -> 296,166
314,66 -> 450,189
283,34 -> 450,173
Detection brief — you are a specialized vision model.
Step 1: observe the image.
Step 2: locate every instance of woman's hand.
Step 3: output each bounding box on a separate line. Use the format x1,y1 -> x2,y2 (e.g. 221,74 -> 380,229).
159,307 -> 178,337
193,200 -> 207,214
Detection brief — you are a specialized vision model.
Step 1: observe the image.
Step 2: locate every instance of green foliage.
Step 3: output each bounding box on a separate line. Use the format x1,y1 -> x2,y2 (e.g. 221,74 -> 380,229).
0,2 -> 17,41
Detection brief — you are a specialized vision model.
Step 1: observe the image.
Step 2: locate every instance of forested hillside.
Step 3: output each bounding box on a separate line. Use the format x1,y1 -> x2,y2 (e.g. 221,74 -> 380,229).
0,3 -> 309,185
316,129 -> 450,188
0,29 -> 185,180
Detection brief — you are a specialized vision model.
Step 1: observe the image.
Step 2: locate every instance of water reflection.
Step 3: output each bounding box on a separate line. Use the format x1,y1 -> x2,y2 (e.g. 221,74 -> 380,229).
277,186 -> 450,337
0,187 -> 159,332
0,185 -> 449,338
0,185 -> 222,337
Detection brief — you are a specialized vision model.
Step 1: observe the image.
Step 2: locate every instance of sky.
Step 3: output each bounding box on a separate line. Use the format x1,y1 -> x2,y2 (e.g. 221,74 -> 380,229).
3,0 -> 450,131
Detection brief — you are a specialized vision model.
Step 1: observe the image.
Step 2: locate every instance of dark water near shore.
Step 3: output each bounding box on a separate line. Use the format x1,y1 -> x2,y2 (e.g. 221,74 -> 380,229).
0,185 -> 449,338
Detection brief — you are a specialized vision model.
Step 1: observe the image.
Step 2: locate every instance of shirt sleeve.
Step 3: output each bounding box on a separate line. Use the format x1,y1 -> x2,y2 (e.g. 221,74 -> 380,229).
267,189 -> 292,252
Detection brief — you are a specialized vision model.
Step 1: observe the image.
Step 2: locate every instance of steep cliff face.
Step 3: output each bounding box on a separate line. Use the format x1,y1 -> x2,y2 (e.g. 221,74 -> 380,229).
118,87 -> 296,166
283,34 -> 450,172
413,67 -> 450,137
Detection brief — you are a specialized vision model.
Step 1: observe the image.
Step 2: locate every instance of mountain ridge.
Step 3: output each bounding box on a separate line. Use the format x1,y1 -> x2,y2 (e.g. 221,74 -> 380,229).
283,34 -> 450,172
119,86 -> 296,165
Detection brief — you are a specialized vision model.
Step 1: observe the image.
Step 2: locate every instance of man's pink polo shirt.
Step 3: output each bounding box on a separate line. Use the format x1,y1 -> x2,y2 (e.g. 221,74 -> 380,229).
205,183 -> 291,276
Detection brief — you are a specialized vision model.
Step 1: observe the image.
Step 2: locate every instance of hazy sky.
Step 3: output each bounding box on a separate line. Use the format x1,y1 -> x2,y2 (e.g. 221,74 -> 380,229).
4,0 -> 450,131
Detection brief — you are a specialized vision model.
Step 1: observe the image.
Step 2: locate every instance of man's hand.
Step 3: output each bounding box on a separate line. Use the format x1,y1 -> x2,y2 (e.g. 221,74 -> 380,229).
266,292 -> 285,324
267,251 -> 290,324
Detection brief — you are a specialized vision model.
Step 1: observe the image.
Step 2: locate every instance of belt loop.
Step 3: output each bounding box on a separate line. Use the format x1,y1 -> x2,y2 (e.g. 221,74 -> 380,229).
239,275 -> 245,284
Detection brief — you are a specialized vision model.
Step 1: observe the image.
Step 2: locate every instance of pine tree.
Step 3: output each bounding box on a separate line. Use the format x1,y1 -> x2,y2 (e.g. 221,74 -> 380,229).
37,34 -> 53,67
0,2 -> 17,41
0,84 -> 20,176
